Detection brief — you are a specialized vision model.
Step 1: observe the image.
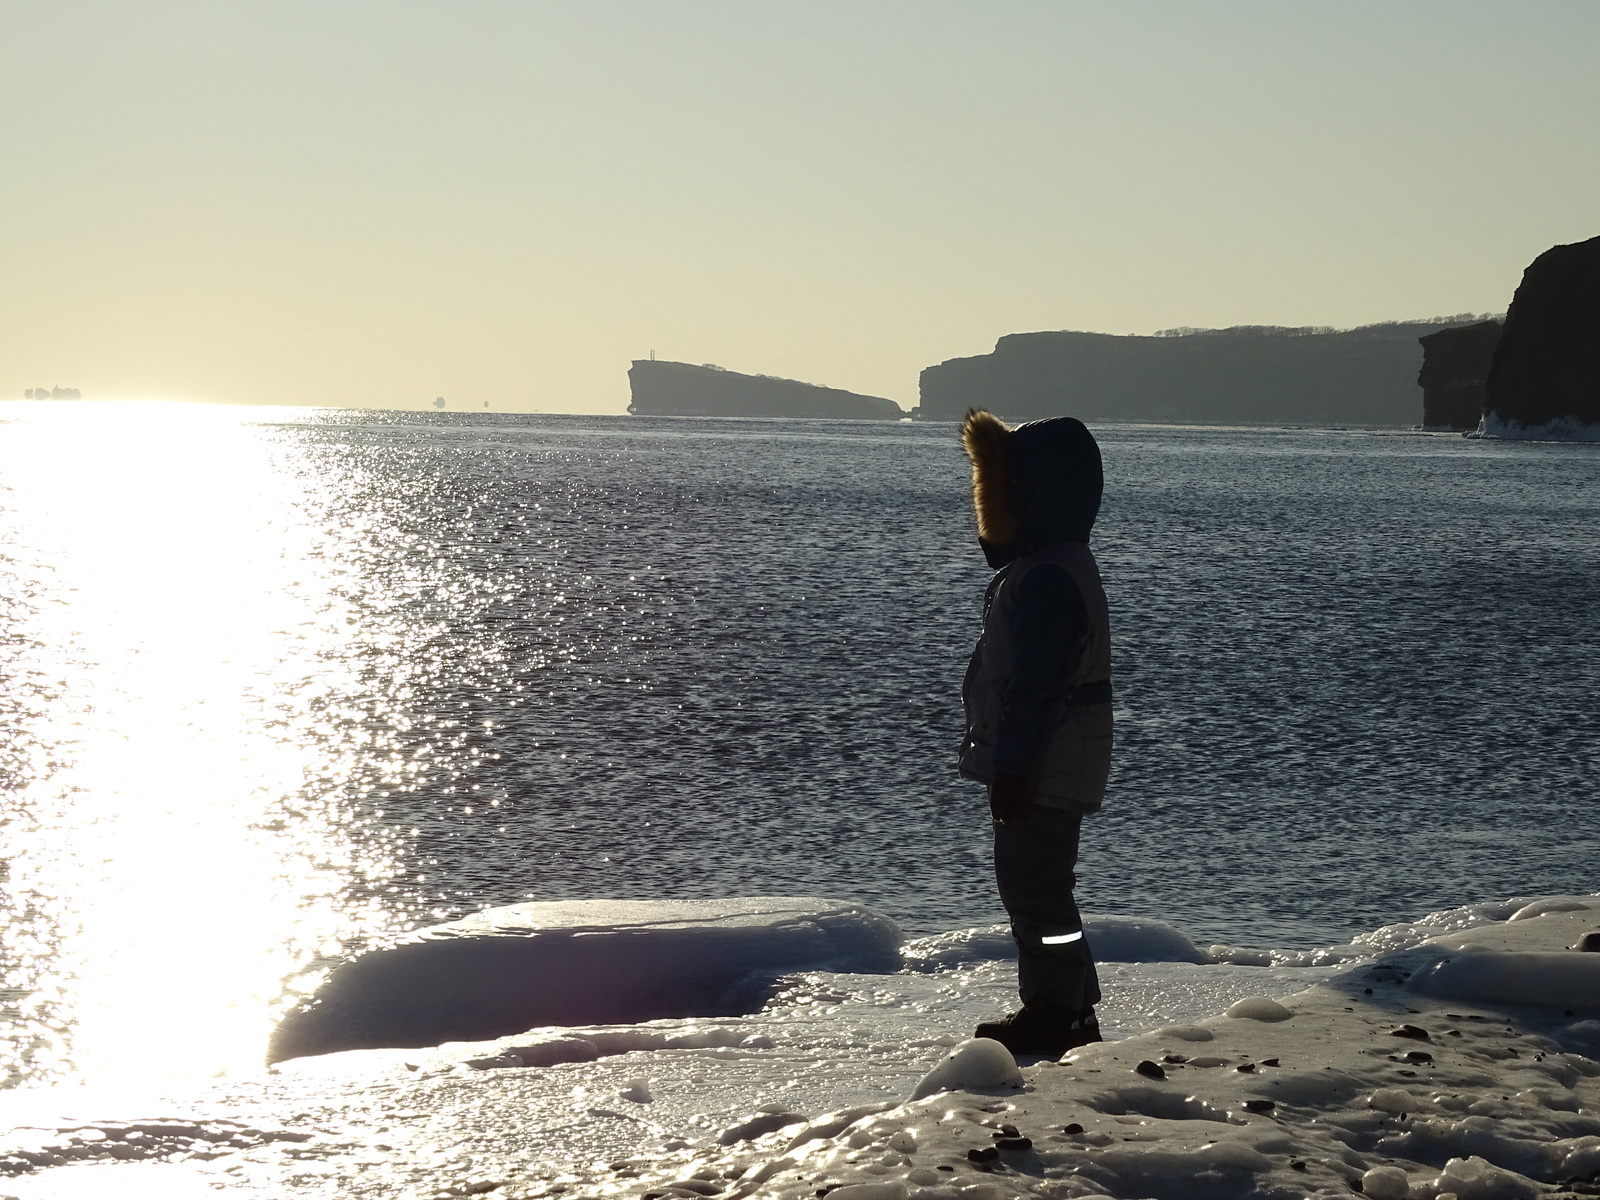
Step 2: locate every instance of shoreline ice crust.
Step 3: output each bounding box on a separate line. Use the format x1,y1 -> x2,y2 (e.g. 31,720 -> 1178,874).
268,897 -> 903,1063
3,895 -> 1599,1199
616,899 -> 1600,1200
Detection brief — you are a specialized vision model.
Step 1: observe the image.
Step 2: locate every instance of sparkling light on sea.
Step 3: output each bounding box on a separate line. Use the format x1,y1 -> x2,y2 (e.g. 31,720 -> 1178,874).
2,402 -> 1598,1090
0,405 -> 412,1087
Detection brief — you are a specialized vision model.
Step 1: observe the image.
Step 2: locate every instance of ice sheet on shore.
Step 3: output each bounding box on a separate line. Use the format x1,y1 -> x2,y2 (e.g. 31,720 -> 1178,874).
9,894 -> 1600,1200
272,893 -> 1581,1069
268,897 -> 902,1062
904,915 -> 1209,970
270,902 -> 1240,1064
575,898 -> 1600,1200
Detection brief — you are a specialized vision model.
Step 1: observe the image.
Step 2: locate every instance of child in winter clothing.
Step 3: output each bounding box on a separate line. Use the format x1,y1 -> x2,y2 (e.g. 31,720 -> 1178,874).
958,410 -> 1114,1056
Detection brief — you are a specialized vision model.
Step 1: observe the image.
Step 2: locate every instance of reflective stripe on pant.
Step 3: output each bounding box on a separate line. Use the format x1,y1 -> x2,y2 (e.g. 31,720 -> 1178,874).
992,803 -> 1102,1011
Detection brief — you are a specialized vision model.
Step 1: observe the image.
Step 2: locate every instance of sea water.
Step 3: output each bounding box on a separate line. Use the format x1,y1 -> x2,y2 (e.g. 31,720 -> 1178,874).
0,403 -> 1597,1088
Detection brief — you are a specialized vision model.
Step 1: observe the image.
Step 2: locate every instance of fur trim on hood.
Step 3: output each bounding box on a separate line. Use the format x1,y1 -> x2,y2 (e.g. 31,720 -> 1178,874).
961,409 -> 1017,547
961,409 -> 1104,567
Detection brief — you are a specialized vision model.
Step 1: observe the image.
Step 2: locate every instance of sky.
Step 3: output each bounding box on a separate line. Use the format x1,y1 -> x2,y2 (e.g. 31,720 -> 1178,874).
3,1 -> 1598,413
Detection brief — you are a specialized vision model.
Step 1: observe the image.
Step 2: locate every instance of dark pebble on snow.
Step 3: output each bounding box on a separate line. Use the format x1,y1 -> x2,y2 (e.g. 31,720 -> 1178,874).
967,1146 -> 999,1163
995,1137 -> 1032,1152
1243,1100 -> 1276,1113
1260,1058 -> 1279,1067
1390,1024 -> 1430,1041
1134,1061 -> 1166,1080
1063,1124 -> 1084,1135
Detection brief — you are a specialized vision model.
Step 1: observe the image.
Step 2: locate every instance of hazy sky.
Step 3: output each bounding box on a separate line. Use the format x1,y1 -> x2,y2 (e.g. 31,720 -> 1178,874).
4,2 -> 1597,412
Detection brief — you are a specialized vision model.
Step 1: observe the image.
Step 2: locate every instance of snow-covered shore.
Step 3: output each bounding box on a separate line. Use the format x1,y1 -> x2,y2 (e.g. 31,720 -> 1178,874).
636,900 -> 1600,1200
2,897 -> 1598,1199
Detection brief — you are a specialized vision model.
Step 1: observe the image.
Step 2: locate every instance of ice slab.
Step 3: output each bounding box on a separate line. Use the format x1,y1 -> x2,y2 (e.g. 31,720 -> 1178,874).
1410,951 -> 1600,1010
902,913 -> 1207,969
268,896 -> 901,1062
614,898 -> 1600,1200
1405,902 -> 1600,1009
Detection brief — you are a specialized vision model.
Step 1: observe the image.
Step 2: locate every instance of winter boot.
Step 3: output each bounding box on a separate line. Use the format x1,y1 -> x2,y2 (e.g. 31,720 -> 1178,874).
973,1000 -> 1101,1057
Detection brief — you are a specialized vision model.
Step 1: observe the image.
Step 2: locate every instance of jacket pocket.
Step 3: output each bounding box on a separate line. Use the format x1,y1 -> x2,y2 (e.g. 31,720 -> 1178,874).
1033,703 -> 1113,812
958,667 -> 1006,781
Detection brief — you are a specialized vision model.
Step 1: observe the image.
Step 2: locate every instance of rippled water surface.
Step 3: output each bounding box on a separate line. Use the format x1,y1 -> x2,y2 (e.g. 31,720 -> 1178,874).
1,403 -> 1597,1086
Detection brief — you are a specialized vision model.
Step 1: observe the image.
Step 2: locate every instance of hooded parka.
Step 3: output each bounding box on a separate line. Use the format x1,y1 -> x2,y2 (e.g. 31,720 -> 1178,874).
957,412 -> 1114,813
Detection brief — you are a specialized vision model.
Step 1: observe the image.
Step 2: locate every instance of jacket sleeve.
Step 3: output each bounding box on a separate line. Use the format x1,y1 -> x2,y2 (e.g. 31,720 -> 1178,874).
991,562 -> 1088,777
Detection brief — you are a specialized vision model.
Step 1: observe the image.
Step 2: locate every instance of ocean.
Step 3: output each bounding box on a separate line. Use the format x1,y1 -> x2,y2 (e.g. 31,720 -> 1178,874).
1,403 -> 1597,1089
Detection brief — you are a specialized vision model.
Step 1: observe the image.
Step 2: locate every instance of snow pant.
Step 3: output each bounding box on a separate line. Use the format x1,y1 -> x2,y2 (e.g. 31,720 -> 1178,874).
993,803 -> 1102,1012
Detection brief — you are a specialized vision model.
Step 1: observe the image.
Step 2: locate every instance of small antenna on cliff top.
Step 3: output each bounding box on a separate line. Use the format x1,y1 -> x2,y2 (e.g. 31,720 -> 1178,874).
650,349 -> 655,360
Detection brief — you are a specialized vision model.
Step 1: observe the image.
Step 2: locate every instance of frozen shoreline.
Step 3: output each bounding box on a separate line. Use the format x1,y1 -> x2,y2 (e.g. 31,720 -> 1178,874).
2,897 -> 1598,1199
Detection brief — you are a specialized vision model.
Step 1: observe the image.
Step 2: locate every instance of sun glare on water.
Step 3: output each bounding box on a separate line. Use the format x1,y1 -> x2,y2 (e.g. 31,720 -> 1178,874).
0,403 -> 408,1089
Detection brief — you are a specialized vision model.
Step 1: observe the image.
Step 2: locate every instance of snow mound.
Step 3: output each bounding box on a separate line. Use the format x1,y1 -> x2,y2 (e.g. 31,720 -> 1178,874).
1086,914 -> 1210,963
909,1037 -> 1023,1100
1409,950 -> 1600,1010
1509,897 -> 1595,921
1433,1154 -> 1540,1200
269,897 -> 901,1062
1208,895 -> 1583,967
902,914 -> 1207,970
1223,996 -> 1293,1021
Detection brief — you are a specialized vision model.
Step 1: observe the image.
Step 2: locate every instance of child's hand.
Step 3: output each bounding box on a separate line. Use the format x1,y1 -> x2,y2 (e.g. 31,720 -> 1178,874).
988,772 -> 1031,825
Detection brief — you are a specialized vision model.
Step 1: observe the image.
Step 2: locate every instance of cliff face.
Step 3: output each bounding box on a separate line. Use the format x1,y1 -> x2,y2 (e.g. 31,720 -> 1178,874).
918,322 -> 1483,426
1417,320 -> 1503,430
1486,235 -> 1600,431
628,360 -> 903,420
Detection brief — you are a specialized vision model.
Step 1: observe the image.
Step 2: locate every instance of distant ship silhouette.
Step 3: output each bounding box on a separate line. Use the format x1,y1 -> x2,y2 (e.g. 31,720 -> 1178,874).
24,386 -> 81,400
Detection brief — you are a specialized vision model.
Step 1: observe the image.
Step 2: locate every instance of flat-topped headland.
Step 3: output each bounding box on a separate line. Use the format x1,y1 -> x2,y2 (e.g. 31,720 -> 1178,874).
1418,320 -> 1503,430
1483,233 -> 1600,438
918,319 -> 1492,427
628,359 -> 904,420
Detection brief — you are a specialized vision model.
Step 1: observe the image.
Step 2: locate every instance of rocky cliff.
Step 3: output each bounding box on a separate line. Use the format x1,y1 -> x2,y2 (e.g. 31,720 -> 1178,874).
918,321 -> 1489,426
628,360 -> 903,420
1417,319 -> 1503,430
1485,234 -> 1600,434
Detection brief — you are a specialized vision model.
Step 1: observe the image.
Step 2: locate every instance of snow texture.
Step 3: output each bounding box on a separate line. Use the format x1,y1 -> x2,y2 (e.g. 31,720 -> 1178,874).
620,898 -> 1600,1200
7,894 -> 1600,1200
268,897 -> 901,1061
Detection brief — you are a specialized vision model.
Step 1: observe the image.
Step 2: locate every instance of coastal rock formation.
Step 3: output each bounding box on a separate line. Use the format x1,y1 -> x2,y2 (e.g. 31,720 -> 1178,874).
1417,319 -> 1502,430
1485,234 -> 1600,434
629,360 -> 903,420
919,321 -> 1492,426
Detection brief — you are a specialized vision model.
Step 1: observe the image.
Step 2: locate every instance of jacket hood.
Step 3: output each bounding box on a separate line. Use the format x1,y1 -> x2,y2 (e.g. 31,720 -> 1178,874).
960,410 -> 1103,569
